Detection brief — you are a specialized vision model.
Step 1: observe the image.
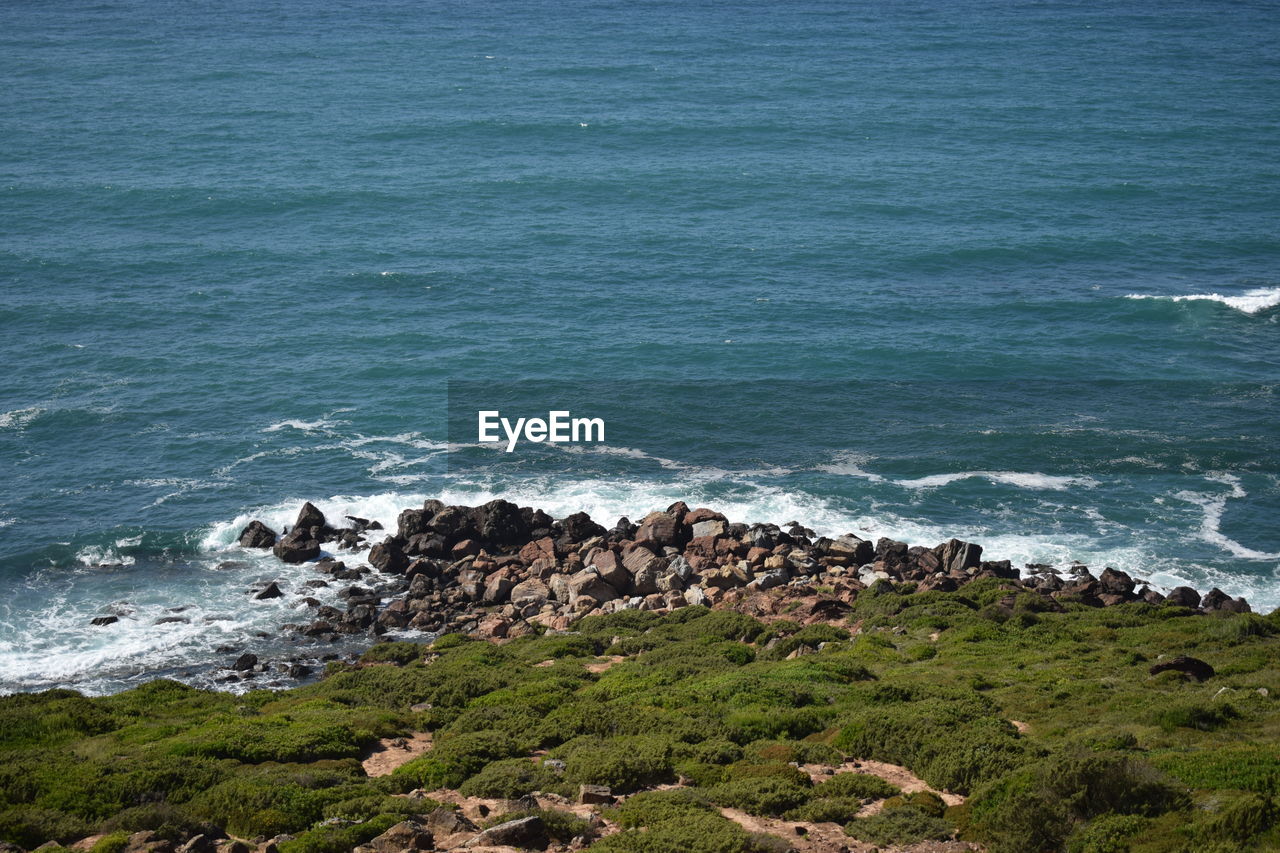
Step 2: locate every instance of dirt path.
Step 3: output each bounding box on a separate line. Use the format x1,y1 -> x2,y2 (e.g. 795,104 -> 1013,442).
361,731 -> 433,777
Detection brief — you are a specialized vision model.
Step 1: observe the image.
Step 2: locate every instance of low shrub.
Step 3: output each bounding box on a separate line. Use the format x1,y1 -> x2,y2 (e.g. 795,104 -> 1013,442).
1065,813 -> 1149,853
458,758 -> 571,800
360,642 -> 424,665
845,806 -> 954,845
558,735 -> 675,793
1153,701 -> 1239,733
783,796 -> 863,823
276,813 -> 400,853
709,776 -> 812,816
609,789 -> 717,828
812,772 -> 899,800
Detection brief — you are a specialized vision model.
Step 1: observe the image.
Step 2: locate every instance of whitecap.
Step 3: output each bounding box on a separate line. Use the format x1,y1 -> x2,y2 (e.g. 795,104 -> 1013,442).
263,418 -> 333,433
1124,286 -> 1280,315
1173,473 -> 1280,561
813,451 -> 886,482
0,407 -> 43,429
893,471 -> 1097,491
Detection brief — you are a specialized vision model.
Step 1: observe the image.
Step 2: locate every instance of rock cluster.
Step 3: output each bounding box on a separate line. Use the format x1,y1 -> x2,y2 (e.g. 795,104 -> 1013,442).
231,498 -> 1252,654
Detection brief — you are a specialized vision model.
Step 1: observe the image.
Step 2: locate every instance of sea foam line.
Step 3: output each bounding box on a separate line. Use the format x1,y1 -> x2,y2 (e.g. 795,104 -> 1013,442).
1124,286 -> 1280,315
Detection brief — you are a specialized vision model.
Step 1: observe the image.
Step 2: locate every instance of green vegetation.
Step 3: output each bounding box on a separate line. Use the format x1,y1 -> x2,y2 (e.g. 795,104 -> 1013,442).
0,590 -> 1277,851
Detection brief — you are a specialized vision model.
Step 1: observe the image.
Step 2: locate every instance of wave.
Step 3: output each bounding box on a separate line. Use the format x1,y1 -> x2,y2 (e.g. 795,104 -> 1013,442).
0,407 -> 44,429
1124,286 -> 1280,315
1174,473 -> 1280,561
893,471 -> 1098,491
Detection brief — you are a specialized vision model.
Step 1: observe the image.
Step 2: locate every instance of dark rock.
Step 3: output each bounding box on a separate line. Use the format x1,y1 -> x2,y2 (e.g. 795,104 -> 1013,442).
238,520 -> 277,549
561,511 -> 607,543
254,582 -> 284,600
937,538 -> 983,573
233,653 -> 258,671
635,512 -> 681,548
90,615 -> 119,626
287,663 -> 312,678
1165,586 -> 1201,608
1202,587 -> 1250,613
475,498 -> 528,547
1150,655 -> 1215,682
1098,568 -> 1135,597
273,530 -> 319,564
295,501 -> 326,531
397,508 -> 432,540
369,539 -> 409,573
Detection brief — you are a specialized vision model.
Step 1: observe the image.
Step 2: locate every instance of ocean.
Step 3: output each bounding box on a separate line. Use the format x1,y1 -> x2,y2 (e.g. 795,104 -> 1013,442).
1,0 -> 1277,694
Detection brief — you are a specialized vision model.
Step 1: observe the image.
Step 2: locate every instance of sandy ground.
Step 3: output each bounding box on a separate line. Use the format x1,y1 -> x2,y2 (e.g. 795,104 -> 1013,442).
361,731 -> 434,777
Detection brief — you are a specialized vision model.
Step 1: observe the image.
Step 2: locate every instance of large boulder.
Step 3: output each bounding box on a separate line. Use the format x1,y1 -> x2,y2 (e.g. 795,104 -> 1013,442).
475,499 -> 528,548
510,578 -> 550,610
1165,586 -> 1201,608
397,508 -> 432,540
273,530 -> 319,563
465,815 -> 543,848
368,539 -> 409,573
567,570 -> 620,605
1098,568 -> 1135,597
1150,656 -> 1215,682
238,520 -> 277,549
635,512 -> 681,548
591,549 -> 631,591
561,511 -> 607,543
1201,588 -> 1251,613
366,820 -> 433,852
828,534 -> 874,565
295,501 -> 326,531
937,538 -> 982,573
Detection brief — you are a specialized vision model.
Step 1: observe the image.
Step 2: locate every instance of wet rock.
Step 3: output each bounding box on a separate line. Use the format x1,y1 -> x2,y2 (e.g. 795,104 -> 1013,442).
368,539 -> 409,573
254,582 -> 284,600
232,653 -> 258,671
287,663 -> 312,678
238,520 -> 277,549
90,615 -> 119,626
475,499 -> 529,548
1150,655 -> 1215,682
937,538 -> 982,573
295,501 -> 327,532
397,508 -> 432,540
273,530 -> 319,564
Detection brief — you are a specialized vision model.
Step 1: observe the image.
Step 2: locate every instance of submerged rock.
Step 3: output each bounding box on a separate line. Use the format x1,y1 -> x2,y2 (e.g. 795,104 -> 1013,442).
238,520 -> 276,549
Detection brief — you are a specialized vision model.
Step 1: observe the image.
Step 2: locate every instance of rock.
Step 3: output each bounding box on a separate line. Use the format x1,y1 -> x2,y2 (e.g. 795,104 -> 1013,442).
90,615 -> 119,626
579,783 -> 613,804
684,586 -> 708,606
591,550 -> 630,590
1150,655 -> 1215,682
397,508 -> 432,540
295,501 -> 326,531
426,807 -> 476,836
238,520 -> 277,549
1165,586 -> 1201,608
233,653 -> 258,671
366,821 -> 433,853
475,499 -> 528,547
482,571 -> 515,604
937,538 -> 982,572
273,530 -> 319,564
465,815 -> 544,848
561,511 -> 607,543
510,578 -> 550,610
567,570 -> 620,605
748,568 -> 789,591
690,519 -> 727,539
254,582 -> 284,600
1139,586 -> 1165,604
176,835 -> 218,853
1202,588 -> 1250,613
1098,568 -> 1135,597
520,536 -> 558,565
828,534 -> 874,565
368,539 -> 410,573
635,512 -> 681,548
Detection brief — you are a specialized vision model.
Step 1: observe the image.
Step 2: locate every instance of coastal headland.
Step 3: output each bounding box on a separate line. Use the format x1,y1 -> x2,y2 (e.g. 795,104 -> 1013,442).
1,499 -> 1276,853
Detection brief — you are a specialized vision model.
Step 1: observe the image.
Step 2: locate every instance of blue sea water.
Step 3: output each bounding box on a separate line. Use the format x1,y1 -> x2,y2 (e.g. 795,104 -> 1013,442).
1,0 -> 1278,693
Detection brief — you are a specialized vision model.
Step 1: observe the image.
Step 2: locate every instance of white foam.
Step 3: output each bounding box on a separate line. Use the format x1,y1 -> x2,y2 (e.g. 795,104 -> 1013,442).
75,545 -> 136,567
200,491 -> 427,552
1124,286 -> 1280,315
813,451 -> 886,482
0,407 -> 43,429
893,471 -> 1097,491
1174,474 -> 1280,561
264,418 -> 335,433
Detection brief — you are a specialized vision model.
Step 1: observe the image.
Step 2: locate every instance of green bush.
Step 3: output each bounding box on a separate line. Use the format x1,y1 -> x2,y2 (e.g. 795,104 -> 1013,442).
361,641 -> 425,665
393,730 -> 522,791
89,830 -> 130,853
588,810 -> 781,853
845,806 -> 953,845
558,735 -> 675,793
812,772 -> 899,800
783,796 -> 864,823
277,813 -> 400,853
609,789 -> 718,828
709,776 -> 812,816
1066,813 -> 1149,853
458,758 -> 571,800
1153,701 -> 1239,732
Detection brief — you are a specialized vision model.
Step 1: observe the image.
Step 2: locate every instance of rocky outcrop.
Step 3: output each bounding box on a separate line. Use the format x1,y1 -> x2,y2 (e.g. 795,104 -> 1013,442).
238,520 -> 276,549
1150,655 -> 1215,682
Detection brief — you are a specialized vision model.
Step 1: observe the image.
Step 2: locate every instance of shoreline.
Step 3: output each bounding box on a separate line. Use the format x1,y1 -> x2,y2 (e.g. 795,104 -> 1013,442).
222,497 -> 1256,684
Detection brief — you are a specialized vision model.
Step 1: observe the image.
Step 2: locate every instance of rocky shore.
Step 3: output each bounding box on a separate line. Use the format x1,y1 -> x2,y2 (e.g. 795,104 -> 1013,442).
219,497 -> 1255,680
